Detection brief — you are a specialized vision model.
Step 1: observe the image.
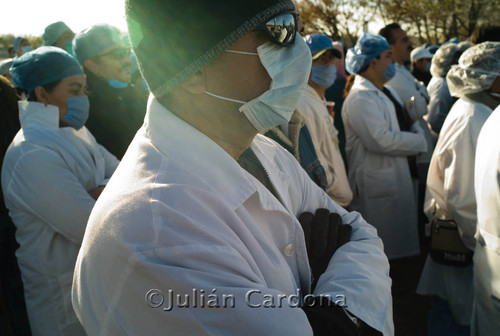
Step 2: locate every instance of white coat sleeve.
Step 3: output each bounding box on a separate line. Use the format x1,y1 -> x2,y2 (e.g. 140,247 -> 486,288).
345,94 -> 427,156
407,80 -> 430,121
4,148 -> 95,244
390,69 -> 429,120
74,192 -> 316,336
99,144 -> 120,180
293,148 -> 393,334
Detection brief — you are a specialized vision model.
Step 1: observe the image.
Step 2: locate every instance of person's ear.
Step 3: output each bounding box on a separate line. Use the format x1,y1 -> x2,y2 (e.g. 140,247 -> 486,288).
180,70 -> 205,94
34,86 -> 49,104
84,59 -> 99,76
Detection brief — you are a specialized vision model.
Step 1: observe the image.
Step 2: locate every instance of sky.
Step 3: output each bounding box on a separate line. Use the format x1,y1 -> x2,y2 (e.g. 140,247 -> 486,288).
1,0 -> 128,36
2,0 -> 383,38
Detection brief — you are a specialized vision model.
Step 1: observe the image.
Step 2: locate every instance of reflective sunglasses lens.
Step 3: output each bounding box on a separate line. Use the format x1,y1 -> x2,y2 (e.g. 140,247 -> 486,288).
265,13 -> 296,44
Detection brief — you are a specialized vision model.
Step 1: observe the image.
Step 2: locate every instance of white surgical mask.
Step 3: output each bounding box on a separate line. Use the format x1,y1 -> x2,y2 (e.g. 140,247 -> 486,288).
204,37 -> 312,131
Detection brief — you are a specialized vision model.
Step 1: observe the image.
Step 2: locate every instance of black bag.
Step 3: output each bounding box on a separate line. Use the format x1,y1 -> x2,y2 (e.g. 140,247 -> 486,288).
430,218 -> 473,267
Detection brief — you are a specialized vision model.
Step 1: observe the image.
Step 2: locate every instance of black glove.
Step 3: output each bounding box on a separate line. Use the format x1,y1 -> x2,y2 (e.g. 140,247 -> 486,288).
302,297 -> 382,336
298,209 -> 352,290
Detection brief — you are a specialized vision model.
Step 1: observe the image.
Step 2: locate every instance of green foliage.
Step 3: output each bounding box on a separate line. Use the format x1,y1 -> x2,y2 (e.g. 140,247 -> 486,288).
297,0 -> 380,46
0,34 -> 43,49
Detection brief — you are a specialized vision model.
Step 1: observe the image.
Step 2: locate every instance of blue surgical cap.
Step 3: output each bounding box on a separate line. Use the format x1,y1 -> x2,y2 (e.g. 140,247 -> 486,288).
10,46 -> 83,94
305,34 -> 341,59
13,37 -> 26,53
72,24 -> 123,64
43,21 -> 72,46
345,33 -> 389,75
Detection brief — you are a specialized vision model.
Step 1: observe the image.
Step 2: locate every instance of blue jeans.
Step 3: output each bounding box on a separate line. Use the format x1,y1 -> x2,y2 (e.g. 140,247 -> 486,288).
428,297 -> 470,336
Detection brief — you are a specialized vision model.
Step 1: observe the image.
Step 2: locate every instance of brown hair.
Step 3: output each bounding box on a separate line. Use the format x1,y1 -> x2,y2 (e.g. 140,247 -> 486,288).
343,74 -> 356,99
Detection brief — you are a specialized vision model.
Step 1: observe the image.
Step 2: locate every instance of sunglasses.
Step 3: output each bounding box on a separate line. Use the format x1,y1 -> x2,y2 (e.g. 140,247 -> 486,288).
253,12 -> 298,46
96,47 -> 131,61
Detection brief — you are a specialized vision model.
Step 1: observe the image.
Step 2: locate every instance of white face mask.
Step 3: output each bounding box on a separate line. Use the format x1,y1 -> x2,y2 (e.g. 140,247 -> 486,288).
204,37 -> 312,131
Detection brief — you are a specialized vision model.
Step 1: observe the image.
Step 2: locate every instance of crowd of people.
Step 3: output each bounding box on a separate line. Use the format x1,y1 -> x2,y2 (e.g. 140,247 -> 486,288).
0,0 -> 499,335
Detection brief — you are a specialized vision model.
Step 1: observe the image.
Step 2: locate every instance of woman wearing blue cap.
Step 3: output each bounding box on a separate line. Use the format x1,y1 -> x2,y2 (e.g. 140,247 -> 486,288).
2,46 -> 119,335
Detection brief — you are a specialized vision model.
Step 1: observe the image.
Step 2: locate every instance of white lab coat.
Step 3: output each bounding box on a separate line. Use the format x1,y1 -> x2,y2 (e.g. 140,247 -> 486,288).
72,96 -> 394,335
296,84 -> 352,207
427,76 -> 455,135
386,63 -> 434,174
1,101 -> 119,336
342,76 -> 427,259
471,105 -> 500,336
417,98 -> 493,325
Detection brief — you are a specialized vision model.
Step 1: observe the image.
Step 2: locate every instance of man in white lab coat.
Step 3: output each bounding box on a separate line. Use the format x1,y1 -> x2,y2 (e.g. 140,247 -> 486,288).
342,33 -> 427,260
472,105 -> 500,336
378,24 -> 433,162
379,23 -> 434,247
71,0 -> 394,335
297,33 -> 352,208
417,42 -> 500,336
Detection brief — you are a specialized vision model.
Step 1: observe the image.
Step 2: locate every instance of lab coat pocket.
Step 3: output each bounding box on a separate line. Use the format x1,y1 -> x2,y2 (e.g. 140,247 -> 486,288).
363,168 -> 397,199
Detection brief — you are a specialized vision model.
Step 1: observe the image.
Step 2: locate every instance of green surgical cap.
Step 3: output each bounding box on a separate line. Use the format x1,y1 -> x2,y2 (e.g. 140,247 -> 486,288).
43,21 -> 72,46
10,46 -> 83,94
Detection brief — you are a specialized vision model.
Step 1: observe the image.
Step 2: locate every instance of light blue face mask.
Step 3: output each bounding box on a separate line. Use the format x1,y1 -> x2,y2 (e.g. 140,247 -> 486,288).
21,46 -> 33,55
311,64 -> 337,88
64,96 -> 89,130
384,63 -> 397,81
108,79 -> 129,89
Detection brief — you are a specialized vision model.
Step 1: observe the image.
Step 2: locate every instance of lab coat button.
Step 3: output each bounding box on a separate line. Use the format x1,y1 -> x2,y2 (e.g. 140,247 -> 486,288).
284,243 -> 295,256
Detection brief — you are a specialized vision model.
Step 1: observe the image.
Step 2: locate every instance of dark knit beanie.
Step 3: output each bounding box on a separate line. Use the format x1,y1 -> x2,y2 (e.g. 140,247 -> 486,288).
125,0 -> 296,98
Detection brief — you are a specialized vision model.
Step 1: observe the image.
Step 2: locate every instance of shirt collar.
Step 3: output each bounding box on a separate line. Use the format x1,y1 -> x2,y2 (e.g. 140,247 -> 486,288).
19,100 -> 60,130
354,75 -> 381,92
395,63 -> 413,78
144,95 -> 258,210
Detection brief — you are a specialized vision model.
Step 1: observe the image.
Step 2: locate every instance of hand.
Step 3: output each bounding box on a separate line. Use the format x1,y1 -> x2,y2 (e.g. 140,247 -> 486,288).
298,209 -> 352,290
410,121 -> 424,135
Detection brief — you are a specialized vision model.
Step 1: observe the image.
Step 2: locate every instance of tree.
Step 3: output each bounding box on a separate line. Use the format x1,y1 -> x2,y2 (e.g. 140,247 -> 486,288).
378,0 -> 500,44
297,0 -> 380,46
298,0 -> 500,46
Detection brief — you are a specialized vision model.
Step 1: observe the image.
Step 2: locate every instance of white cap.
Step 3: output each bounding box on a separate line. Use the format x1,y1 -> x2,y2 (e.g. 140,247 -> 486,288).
411,46 -> 434,62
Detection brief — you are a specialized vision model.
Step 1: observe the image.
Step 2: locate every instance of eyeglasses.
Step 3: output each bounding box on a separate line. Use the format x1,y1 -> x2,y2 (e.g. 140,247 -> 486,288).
253,12 -> 298,46
316,50 -> 338,62
96,47 -> 131,61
